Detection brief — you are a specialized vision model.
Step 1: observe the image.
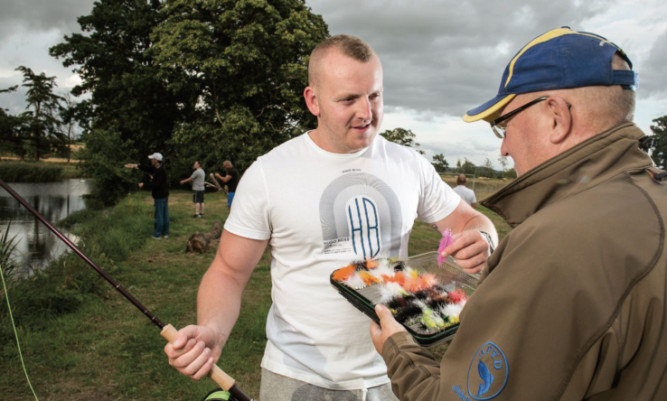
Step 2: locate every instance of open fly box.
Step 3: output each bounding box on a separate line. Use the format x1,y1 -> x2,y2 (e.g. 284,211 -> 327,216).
330,251 -> 479,346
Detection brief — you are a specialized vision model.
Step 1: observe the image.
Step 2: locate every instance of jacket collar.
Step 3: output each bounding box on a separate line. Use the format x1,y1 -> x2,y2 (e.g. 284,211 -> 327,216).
481,123 -> 652,227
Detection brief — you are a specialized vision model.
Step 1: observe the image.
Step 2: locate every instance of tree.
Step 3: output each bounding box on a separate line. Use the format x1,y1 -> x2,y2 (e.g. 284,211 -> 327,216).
60,94 -> 80,162
50,0 -> 329,205
432,153 -> 449,173
649,116 -> 667,169
475,157 -> 496,178
149,0 -> 328,170
461,158 -> 476,175
50,0 -> 187,204
496,155 -> 516,179
380,127 -> 423,153
0,110 -> 31,160
0,86 -> 21,157
497,155 -> 509,171
15,66 -> 66,160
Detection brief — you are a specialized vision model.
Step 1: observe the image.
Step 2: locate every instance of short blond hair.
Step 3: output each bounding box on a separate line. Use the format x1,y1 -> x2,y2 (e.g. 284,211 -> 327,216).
308,35 -> 376,86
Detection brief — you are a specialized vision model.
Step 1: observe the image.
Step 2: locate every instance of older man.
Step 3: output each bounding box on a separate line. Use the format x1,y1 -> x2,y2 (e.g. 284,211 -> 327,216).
370,27 -> 666,400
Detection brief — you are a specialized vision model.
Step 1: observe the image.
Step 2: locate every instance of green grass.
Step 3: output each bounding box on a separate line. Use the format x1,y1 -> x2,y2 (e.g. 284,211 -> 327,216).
0,187 -> 511,400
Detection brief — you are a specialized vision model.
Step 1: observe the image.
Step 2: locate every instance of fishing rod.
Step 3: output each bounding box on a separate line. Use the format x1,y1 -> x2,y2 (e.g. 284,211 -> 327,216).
0,178 -> 254,401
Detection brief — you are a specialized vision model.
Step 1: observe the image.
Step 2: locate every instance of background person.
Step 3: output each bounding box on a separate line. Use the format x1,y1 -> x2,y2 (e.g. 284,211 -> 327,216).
370,27 -> 666,400
165,34 -> 497,401
452,174 -> 477,209
180,160 -> 206,217
124,152 -> 169,239
214,160 -> 240,209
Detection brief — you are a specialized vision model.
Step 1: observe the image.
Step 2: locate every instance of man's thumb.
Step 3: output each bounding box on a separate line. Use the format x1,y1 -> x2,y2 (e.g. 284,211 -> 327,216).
375,304 -> 392,322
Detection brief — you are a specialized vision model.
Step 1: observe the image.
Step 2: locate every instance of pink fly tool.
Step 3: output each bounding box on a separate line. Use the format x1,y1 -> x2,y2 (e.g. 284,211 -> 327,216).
0,178 -> 255,401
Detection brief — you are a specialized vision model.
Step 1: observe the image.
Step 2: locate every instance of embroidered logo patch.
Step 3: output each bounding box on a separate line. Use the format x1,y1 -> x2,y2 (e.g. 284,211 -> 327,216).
467,342 -> 509,400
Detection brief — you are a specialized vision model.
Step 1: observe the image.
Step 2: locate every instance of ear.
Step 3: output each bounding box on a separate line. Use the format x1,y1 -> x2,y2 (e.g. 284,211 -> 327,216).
546,97 -> 572,144
304,86 -> 320,117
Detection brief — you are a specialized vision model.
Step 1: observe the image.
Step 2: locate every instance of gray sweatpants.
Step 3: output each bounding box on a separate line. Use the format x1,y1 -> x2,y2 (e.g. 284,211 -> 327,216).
259,368 -> 399,401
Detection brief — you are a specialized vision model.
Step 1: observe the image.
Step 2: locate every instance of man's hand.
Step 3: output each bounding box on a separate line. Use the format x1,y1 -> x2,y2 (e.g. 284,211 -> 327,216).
440,230 -> 492,274
164,324 -> 222,380
370,304 -> 407,355
124,163 -> 138,169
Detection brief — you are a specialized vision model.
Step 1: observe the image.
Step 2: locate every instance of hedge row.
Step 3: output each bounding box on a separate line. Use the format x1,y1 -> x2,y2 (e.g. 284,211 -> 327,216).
0,161 -> 63,182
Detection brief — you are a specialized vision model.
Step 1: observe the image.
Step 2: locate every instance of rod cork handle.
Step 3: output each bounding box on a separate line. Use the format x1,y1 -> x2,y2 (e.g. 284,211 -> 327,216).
160,324 -> 236,390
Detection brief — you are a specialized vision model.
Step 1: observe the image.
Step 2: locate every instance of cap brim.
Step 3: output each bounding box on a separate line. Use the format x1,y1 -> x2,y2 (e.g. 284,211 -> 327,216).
463,94 -> 515,123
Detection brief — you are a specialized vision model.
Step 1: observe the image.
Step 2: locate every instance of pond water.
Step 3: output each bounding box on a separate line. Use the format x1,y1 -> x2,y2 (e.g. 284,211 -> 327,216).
0,179 -> 92,275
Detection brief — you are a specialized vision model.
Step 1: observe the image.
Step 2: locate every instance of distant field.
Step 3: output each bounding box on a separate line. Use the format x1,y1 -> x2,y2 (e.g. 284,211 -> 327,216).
441,174 -> 511,201
0,156 -> 80,164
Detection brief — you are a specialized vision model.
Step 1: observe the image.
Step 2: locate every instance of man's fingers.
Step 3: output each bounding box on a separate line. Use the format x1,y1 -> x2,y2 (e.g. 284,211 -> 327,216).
376,304 -> 403,330
169,340 -> 211,375
369,320 -> 381,338
193,356 -> 216,380
166,338 -> 197,363
183,344 -> 213,379
375,304 -> 392,322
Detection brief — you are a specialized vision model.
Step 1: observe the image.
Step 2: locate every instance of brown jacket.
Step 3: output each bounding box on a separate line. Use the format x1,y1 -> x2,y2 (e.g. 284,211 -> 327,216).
382,123 -> 667,400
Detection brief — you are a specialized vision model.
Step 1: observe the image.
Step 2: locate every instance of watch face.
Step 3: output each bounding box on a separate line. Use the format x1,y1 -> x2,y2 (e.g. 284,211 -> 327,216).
330,251 -> 479,346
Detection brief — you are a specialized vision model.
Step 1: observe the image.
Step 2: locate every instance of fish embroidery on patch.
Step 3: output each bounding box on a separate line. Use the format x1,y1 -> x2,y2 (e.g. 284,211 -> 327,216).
467,342 -> 509,399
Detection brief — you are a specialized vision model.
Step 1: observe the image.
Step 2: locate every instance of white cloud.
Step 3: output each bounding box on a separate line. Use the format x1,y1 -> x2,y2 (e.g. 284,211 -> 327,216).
1,0 -> 665,169
307,0 -> 667,168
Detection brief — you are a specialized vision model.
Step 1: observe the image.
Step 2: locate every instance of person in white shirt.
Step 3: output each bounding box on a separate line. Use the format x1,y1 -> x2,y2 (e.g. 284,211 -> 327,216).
164,34 -> 497,401
452,174 -> 477,209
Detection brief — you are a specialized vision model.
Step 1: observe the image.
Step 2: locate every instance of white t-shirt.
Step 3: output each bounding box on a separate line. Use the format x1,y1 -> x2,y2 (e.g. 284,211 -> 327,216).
224,133 -> 460,389
453,185 -> 476,206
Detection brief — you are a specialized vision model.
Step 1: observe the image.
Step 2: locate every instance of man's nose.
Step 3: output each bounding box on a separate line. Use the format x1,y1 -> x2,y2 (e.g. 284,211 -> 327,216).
356,97 -> 372,122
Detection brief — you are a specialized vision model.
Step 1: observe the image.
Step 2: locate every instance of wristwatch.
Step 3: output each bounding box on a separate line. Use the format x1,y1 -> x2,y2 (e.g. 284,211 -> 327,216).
478,230 -> 496,254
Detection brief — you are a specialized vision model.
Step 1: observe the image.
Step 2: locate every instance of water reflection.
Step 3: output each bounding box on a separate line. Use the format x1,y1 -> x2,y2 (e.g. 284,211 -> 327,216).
0,179 -> 92,274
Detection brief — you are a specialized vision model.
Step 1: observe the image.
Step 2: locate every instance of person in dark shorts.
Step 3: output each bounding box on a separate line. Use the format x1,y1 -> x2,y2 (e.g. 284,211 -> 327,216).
180,160 -> 206,217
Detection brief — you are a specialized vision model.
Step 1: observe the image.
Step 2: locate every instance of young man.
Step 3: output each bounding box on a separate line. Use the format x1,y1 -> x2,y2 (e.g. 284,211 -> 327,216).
370,27 -> 667,400
165,35 -> 497,401
180,160 -> 206,217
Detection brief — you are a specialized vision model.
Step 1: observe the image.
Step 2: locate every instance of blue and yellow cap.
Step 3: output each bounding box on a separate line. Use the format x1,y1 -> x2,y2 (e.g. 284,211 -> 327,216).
463,27 -> 638,122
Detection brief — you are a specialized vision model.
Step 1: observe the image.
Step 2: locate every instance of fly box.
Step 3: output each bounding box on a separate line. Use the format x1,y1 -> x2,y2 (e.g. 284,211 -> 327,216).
330,251 -> 479,346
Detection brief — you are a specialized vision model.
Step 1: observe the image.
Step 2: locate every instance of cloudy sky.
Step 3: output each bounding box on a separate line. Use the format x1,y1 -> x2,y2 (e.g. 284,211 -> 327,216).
1,0 -> 666,169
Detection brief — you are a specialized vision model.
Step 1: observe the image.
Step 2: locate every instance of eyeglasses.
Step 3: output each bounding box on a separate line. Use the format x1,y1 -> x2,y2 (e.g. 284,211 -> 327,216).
490,96 -> 548,139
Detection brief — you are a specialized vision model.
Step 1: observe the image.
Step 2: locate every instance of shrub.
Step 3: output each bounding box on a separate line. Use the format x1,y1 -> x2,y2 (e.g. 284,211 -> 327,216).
0,161 -> 63,182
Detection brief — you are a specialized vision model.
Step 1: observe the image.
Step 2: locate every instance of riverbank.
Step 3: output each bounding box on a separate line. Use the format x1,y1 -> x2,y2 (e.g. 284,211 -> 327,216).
0,189 -> 510,400
0,160 -> 83,182
0,190 -> 269,400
